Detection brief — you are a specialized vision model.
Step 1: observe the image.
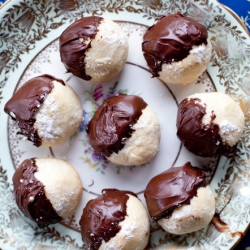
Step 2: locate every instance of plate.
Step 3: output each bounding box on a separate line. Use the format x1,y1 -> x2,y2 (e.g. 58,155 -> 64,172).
1,0 -> 250,249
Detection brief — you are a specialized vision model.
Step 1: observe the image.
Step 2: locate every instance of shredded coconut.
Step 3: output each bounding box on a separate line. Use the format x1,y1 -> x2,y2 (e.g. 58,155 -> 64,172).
122,221 -> 136,240
220,120 -> 240,134
219,120 -> 241,146
35,93 -> 61,142
190,44 -> 207,62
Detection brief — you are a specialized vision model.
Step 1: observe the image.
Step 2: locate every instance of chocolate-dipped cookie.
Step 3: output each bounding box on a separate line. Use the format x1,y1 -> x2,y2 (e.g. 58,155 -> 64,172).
177,92 -> 245,157
80,189 -> 150,250
4,74 -> 83,147
142,13 -> 212,85
86,94 -> 160,166
13,158 -> 82,227
144,162 -> 215,235
60,16 -> 128,82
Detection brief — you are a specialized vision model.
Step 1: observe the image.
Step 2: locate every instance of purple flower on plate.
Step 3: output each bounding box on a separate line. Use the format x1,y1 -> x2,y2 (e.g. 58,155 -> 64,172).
101,164 -> 107,170
93,84 -> 103,101
92,151 -> 106,162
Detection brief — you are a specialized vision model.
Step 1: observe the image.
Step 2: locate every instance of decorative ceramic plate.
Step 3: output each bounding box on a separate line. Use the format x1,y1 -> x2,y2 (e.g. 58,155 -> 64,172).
1,0 -> 250,249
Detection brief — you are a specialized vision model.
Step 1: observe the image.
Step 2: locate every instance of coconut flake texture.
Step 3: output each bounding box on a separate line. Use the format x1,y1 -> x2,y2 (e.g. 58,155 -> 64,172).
158,185 -> 215,235
159,39 -> 212,85
34,158 -> 82,219
99,194 -> 150,250
34,80 -> 83,146
188,92 -> 245,147
84,18 -> 129,82
108,105 -> 161,166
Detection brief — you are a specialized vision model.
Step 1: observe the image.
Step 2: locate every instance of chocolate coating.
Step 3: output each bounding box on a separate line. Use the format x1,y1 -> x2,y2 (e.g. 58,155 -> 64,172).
86,94 -> 147,157
144,162 -> 205,221
4,74 -> 65,147
211,212 -> 243,238
12,158 -> 62,227
59,16 -> 103,81
142,13 -> 208,77
80,189 -> 136,250
176,97 -> 236,157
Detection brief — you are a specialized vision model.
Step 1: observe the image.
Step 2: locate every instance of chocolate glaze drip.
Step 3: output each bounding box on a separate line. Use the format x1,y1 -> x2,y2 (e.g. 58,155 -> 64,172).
211,212 -> 243,238
59,16 -> 103,81
80,189 -> 136,250
86,94 -> 147,157
176,97 -> 236,157
4,74 -> 65,147
144,162 -> 205,221
142,13 -> 208,77
12,158 -> 62,227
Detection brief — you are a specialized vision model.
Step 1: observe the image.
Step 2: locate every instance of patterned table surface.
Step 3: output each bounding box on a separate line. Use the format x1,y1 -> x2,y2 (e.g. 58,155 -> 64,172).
0,0 -> 250,249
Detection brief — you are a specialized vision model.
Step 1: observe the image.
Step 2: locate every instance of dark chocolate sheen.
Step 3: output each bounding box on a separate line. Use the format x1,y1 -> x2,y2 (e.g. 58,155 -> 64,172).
4,74 -> 65,147
176,97 -> 236,157
80,189 -> 135,250
59,16 -> 103,81
12,158 -> 62,227
144,162 -> 205,220
86,94 -> 147,157
142,13 -> 208,77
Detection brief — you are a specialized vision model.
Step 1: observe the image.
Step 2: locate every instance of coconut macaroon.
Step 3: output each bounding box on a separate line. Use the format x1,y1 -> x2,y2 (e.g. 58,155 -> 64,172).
142,13 -> 212,85
12,158 -> 82,227
177,92 -> 245,157
86,94 -> 160,166
144,162 -> 215,235
60,16 -> 129,82
4,74 -> 83,147
80,189 -> 150,250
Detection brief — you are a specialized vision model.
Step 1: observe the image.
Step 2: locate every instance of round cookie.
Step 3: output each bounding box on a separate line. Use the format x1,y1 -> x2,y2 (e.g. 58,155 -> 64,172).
4,74 -> 83,147
12,158 -> 82,227
142,13 -> 212,85
86,94 -> 160,166
80,189 -> 150,250
176,92 -> 245,157
144,162 -> 215,235
60,16 -> 129,82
